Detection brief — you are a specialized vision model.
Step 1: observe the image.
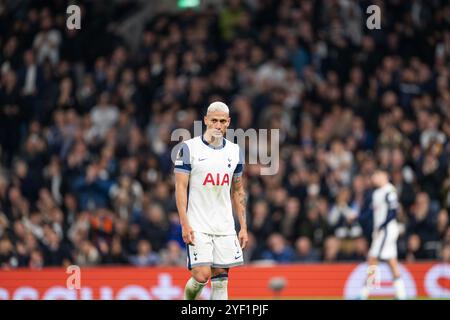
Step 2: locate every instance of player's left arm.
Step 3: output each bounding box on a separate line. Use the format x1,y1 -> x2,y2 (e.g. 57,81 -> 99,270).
232,174 -> 248,249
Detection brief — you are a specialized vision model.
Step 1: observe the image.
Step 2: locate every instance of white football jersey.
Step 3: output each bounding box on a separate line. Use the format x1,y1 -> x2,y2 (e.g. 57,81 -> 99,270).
174,135 -> 244,235
371,183 -> 399,231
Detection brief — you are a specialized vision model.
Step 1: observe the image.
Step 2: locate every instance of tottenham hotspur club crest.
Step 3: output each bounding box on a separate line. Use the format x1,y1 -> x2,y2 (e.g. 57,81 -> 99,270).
193,248 -> 198,261
228,158 -> 232,168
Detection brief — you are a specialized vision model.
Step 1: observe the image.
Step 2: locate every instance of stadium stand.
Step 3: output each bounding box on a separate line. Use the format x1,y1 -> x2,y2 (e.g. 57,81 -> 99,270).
0,0 -> 449,269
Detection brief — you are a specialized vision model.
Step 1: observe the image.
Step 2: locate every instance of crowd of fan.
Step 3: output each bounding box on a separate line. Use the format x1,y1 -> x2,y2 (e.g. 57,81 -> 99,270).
0,0 -> 449,269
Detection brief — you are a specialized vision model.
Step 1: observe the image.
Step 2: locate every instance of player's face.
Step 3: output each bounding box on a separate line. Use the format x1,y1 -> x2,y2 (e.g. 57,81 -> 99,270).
204,111 -> 230,138
371,172 -> 380,187
371,171 -> 386,187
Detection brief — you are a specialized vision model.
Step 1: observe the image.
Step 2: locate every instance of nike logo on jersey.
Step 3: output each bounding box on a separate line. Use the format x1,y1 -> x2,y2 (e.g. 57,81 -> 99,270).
198,158 -> 207,161
234,255 -> 242,260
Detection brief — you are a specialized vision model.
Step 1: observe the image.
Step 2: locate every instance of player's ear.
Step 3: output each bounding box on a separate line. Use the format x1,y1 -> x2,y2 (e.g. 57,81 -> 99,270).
204,115 -> 208,125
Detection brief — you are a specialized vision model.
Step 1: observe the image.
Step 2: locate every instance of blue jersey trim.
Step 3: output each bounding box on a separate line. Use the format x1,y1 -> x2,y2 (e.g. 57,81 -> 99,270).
201,135 -> 226,150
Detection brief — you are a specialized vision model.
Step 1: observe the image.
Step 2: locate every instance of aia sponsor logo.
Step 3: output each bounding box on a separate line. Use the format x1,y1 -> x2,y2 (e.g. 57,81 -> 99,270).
202,173 -> 230,186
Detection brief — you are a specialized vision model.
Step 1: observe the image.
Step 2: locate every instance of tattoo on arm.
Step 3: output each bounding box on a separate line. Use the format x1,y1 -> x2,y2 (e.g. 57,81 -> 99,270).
238,196 -> 247,225
233,176 -> 247,224
239,191 -> 247,208
233,176 -> 242,187
240,210 -> 247,224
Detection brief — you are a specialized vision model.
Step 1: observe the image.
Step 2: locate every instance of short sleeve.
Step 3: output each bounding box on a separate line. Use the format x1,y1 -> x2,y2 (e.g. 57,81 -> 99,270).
174,143 -> 191,174
386,191 -> 398,210
233,147 -> 244,177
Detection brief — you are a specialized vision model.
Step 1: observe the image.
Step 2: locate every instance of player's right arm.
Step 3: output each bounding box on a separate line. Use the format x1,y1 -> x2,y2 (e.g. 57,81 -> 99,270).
174,143 -> 194,245
175,172 -> 194,245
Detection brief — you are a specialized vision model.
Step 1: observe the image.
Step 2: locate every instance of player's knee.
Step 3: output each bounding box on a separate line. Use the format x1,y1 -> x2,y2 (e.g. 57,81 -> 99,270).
192,268 -> 211,283
193,273 -> 210,283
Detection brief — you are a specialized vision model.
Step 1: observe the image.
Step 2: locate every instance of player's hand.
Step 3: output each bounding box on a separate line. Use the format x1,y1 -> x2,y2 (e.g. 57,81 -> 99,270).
238,229 -> 248,249
182,224 -> 195,245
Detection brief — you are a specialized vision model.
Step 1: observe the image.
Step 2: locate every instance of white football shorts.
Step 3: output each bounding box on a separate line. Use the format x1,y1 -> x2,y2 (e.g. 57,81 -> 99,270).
186,231 -> 244,269
368,223 -> 399,260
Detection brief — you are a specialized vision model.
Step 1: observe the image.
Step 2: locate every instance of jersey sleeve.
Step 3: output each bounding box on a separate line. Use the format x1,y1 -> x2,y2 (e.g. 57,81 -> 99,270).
386,191 -> 399,210
233,146 -> 244,177
379,190 -> 398,230
174,142 -> 191,174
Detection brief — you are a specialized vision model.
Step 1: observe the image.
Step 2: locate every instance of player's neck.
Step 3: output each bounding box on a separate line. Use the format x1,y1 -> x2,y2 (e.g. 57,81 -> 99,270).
203,133 -> 223,147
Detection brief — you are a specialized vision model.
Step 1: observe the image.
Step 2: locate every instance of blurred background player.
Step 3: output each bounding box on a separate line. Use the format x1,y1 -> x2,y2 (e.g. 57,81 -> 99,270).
359,170 -> 406,299
174,101 -> 248,300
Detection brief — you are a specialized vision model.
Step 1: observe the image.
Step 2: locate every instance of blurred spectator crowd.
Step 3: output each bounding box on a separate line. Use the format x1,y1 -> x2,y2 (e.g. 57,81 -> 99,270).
0,0 -> 449,269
